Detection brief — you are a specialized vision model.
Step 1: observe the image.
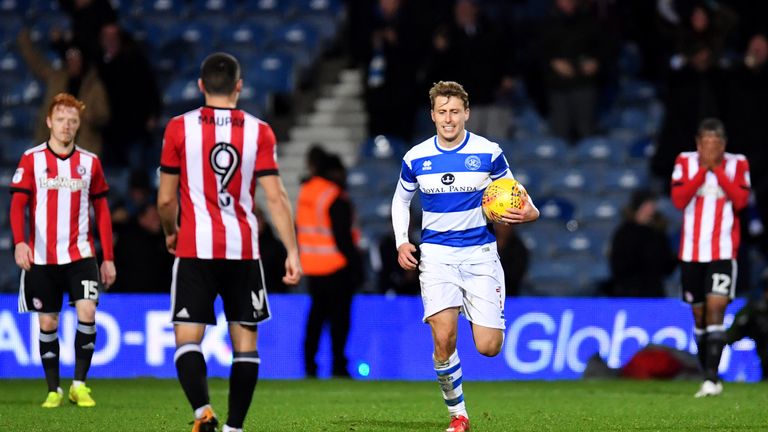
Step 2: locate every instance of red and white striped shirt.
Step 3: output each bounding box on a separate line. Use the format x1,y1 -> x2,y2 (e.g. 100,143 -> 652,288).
671,151 -> 751,262
160,106 -> 279,260
10,143 -> 111,265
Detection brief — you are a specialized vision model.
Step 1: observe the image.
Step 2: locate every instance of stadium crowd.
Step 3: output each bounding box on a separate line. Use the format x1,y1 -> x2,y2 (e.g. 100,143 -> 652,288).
0,0 -> 767,302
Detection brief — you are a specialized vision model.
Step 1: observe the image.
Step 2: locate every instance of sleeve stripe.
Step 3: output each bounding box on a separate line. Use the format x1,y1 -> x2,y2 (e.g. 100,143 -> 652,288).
160,165 -> 181,174
91,191 -> 109,200
255,169 -> 279,178
9,187 -> 31,194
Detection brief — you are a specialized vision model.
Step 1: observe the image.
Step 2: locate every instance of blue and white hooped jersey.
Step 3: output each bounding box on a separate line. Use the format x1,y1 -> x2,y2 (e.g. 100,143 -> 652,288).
398,131 -> 514,263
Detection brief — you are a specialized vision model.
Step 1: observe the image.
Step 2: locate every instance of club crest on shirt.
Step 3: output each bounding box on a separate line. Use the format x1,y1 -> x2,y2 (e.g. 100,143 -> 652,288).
464,155 -> 481,171
12,168 -> 23,183
77,165 -> 87,176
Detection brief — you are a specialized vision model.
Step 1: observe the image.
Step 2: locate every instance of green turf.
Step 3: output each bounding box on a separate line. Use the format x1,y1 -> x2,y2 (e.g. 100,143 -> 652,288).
0,379 -> 766,431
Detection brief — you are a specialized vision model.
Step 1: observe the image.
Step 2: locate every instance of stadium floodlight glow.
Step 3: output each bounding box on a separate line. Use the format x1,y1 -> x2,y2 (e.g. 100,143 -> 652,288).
357,362 -> 371,377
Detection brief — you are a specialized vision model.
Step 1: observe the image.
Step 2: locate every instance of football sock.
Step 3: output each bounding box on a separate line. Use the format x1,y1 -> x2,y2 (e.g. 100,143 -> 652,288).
227,351 -> 260,429
175,343 -> 209,411
222,425 -> 243,432
694,327 -> 707,372
74,321 -> 96,382
434,350 -> 467,418
705,325 -> 726,383
39,329 -> 60,392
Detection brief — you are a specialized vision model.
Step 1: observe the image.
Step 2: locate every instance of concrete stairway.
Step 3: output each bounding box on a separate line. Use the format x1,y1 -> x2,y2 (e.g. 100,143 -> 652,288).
278,69 -> 367,203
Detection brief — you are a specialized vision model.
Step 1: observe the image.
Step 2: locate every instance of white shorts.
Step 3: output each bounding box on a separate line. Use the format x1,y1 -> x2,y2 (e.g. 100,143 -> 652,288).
418,259 -> 506,329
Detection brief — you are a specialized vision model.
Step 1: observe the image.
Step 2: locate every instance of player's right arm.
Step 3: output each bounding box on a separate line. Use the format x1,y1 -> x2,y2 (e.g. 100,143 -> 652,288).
671,154 -> 707,210
10,155 -> 34,270
259,174 -> 301,286
157,118 -> 183,254
392,161 -> 418,270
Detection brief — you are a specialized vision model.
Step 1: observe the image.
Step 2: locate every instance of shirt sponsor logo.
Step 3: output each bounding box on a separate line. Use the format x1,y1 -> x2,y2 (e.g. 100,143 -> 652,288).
696,184 -> 725,198
441,173 -> 455,185
12,168 -> 23,184
38,176 -> 87,191
465,155 -> 481,171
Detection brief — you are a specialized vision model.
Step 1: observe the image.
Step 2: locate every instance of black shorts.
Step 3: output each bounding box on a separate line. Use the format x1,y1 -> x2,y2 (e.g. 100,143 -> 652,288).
171,258 -> 271,325
680,259 -> 737,305
19,257 -> 101,313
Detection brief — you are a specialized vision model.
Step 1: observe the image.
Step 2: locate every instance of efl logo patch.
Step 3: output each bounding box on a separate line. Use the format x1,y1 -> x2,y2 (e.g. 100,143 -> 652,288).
12,168 -> 23,184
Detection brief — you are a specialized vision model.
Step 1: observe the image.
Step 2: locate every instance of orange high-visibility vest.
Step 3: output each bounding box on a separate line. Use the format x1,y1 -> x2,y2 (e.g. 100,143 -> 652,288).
296,176 -> 347,276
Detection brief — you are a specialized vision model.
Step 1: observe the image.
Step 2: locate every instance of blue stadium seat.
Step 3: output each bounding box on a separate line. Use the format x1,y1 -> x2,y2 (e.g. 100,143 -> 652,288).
618,107 -> 653,134
572,136 -> 624,166
2,78 -> 43,107
218,22 -> 269,55
515,136 -> 569,167
292,2 -> 343,42
0,137 -> 31,165
510,166 -> 544,197
551,228 -> 609,260
268,21 -> 320,69
525,259 -> 598,297
135,0 -> 188,17
535,195 -> 576,229
617,78 -> 656,105
0,105 -> 36,137
240,0 -> 293,19
359,135 -> 407,160
27,15 -> 70,44
191,0 -> 235,15
601,166 -> 646,196
617,42 -> 642,78
513,106 -> 548,138
628,136 -> 654,159
162,77 -> 202,112
348,159 -> 400,195
246,52 -> 296,93
515,223 -> 557,261
576,196 -> 620,228
544,168 -> 600,200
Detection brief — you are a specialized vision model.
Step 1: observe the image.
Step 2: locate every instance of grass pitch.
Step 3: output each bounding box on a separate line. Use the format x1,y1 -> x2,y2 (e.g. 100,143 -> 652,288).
0,379 -> 766,431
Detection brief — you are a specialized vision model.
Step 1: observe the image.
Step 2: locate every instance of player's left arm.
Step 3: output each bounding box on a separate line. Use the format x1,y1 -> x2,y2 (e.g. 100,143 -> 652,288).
713,158 -> 750,211
90,159 -> 116,288
157,172 -> 179,254
259,174 -> 302,286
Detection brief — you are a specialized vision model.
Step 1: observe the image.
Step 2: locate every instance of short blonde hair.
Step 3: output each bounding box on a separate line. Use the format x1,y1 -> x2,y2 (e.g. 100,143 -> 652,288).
47,93 -> 85,118
429,81 -> 469,109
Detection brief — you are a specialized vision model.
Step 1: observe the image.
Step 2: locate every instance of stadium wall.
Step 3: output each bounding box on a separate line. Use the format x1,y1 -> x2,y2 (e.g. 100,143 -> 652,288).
0,295 -> 761,381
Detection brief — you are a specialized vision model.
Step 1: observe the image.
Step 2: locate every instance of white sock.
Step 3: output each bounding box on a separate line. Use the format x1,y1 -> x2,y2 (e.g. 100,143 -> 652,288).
72,380 -> 85,388
222,425 -> 243,432
194,404 -> 212,419
433,350 -> 467,418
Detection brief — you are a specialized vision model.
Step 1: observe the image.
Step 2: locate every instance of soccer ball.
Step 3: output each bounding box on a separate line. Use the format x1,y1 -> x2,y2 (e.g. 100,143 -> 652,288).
482,178 -> 526,223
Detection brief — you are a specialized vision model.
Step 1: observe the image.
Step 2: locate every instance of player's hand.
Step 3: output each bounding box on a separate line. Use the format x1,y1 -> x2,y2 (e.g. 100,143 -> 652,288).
14,242 -> 33,271
283,250 -> 302,286
397,243 -> 419,271
165,233 -> 177,254
500,197 -> 540,225
100,260 -> 116,289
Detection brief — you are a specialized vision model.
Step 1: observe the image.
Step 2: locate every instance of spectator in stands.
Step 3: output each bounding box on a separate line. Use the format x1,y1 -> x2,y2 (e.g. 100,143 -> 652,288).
111,203 -> 172,292
98,23 -> 162,168
607,189 -> 677,298
423,0 -> 516,140
55,0 -> 118,63
364,0 -> 424,141
538,0 -> 603,143
17,29 -> 110,155
110,169 -> 154,231
495,223 -> 530,297
652,42 -> 725,190
297,152 -> 363,378
253,206 -> 289,294
722,33 -> 768,254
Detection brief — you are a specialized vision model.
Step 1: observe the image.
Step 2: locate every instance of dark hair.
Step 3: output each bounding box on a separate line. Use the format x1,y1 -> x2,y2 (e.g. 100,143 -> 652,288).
697,118 -> 726,140
200,52 -> 240,96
